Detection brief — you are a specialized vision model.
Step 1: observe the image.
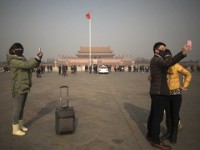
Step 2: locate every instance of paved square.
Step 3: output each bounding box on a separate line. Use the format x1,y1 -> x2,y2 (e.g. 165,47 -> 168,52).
0,71 -> 200,150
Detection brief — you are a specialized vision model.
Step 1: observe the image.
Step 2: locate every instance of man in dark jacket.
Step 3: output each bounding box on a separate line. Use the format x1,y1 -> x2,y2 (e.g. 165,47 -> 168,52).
147,42 -> 191,150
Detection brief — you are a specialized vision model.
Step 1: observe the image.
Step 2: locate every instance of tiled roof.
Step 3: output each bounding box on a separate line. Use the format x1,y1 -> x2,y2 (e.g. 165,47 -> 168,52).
79,46 -> 113,53
77,53 -> 114,56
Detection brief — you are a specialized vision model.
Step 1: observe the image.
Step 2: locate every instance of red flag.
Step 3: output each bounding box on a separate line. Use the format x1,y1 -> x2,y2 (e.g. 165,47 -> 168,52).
85,13 -> 91,19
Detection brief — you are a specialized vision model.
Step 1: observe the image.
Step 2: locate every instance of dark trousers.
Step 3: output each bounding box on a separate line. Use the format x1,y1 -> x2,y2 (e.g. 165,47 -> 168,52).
147,94 -> 170,144
12,93 -> 28,124
165,94 -> 182,130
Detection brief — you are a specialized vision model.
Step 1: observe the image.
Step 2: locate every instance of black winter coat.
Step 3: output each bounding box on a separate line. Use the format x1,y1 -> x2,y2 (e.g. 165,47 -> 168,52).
150,51 -> 186,95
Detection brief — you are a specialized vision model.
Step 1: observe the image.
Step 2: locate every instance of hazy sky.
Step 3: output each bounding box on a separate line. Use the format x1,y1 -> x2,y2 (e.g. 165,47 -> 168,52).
0,0 -> 200,61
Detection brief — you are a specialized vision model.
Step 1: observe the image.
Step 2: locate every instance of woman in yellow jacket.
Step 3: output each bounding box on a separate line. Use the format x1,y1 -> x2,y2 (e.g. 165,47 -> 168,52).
162,49 -> 192,144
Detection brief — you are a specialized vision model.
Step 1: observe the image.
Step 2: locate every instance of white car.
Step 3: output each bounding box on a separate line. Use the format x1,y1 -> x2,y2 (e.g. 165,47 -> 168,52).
98,65 -> 109,74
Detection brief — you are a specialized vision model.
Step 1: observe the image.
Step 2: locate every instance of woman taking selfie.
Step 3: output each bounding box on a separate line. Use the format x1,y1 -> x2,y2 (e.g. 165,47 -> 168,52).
7,43 -> 43,136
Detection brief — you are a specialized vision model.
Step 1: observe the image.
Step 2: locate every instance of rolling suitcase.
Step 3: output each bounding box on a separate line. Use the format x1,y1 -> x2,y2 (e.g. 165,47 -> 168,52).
55,85 -> 76,135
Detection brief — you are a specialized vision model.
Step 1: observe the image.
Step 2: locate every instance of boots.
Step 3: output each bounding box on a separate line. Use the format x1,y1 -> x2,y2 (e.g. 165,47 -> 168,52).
12,124 -> 25,136
169,127 -> 178,144
19,120 -> 28,132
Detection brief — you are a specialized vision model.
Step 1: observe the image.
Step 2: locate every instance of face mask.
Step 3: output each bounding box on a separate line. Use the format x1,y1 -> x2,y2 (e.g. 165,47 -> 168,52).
158,50 -> 165,58
14,50 -> 23,56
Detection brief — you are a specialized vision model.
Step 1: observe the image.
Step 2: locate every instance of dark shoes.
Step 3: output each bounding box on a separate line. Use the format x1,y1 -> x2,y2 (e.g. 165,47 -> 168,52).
169,128 -> 178,144
146,136 -> 152,142
146,136 -> 164,143
151,142 -> 172,150
169,137 -> 177,144
146,136 -> 170,150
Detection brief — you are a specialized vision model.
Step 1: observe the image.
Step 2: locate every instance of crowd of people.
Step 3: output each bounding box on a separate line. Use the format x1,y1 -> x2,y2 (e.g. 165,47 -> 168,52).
58,65 -> 78,76
2,63 -> 199,74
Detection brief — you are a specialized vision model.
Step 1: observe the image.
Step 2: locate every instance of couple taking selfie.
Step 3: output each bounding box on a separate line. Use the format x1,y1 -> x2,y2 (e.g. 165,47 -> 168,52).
147,41 -> 192,150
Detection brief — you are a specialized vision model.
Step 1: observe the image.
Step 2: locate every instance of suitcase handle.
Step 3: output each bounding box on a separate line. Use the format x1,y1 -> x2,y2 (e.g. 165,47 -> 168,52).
59,85 -> 69,108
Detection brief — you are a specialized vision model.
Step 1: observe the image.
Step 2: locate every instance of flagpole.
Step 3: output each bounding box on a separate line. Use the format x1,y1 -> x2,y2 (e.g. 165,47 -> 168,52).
89,17 -> 92,67
86,12 -> 92,67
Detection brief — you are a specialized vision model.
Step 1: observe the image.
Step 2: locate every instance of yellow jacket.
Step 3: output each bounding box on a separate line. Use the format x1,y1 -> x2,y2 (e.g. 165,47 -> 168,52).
167,63 -> 192,90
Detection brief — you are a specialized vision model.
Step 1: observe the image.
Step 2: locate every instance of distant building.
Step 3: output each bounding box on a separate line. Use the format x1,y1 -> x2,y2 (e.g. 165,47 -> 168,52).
57,46 -> 133,67
76,46 -> 114,59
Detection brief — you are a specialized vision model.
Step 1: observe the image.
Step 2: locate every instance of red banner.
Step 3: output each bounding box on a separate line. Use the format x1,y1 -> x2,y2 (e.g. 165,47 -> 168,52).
85,13 -> 91,19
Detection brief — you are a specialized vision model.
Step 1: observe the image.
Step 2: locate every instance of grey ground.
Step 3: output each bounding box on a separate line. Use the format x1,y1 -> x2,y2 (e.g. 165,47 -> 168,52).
0,71 -> 200,150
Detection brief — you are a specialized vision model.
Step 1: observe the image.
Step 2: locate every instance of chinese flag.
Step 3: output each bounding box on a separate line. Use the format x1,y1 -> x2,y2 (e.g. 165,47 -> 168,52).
86,13 -> 91,19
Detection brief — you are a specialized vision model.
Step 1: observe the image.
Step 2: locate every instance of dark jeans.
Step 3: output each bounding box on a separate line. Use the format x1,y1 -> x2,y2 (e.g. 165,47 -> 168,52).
147,94 -> 170,144
12,93 -> 28,124
165,94 -> 182,130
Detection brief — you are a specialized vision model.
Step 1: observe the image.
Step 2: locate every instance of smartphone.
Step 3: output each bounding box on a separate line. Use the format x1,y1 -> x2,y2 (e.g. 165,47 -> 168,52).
187,40 -> 192,50
39,48 -> 42,53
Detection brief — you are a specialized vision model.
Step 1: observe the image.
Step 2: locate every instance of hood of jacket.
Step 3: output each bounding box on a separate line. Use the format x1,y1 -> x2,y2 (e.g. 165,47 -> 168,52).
7,54 -> 26,65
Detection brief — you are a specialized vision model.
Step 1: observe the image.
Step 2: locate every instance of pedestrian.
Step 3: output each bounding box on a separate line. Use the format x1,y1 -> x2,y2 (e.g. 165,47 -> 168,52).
7,43 -> 43,136
161,49 -> 192,144
146,42 -> 191,150
36,66 -> 41,78
62,65 -> 66,76
58,65 -> 61,75
89,65 -> 92,74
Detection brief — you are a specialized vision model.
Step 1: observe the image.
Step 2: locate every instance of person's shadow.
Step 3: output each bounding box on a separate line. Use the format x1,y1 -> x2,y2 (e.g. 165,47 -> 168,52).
124,103 -> 166,138
25,101 -> 57,127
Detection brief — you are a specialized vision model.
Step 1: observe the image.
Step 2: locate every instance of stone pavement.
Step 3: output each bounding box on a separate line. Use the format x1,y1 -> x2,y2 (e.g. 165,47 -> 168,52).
0,71 -> 200,150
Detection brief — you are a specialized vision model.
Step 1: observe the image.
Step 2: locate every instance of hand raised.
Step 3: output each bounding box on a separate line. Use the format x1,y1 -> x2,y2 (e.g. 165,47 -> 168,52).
37,52 -> 43,59
182,44 -> 192,55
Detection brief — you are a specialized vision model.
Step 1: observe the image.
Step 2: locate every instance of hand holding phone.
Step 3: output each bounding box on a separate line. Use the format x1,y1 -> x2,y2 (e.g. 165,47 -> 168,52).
186,40 -> 192,50
39,48 -> 42,53
37,48 -> 43,59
